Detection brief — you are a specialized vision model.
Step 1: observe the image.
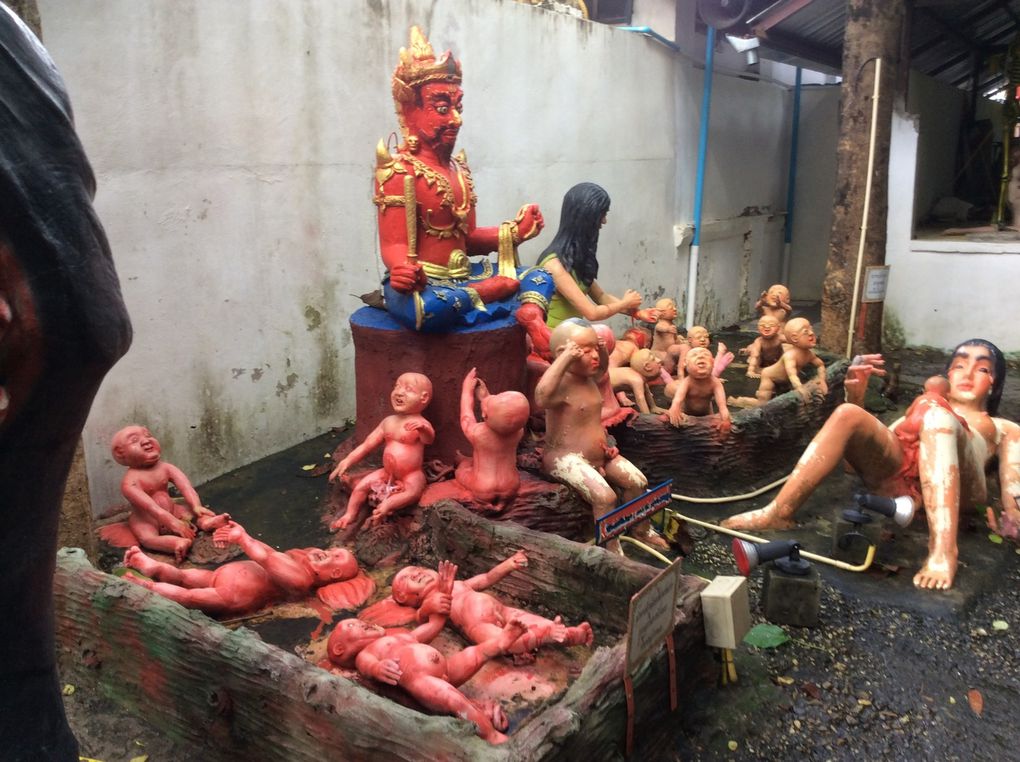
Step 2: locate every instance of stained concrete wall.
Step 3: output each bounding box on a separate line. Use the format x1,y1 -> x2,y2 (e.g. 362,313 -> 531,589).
37,0 -> 796,511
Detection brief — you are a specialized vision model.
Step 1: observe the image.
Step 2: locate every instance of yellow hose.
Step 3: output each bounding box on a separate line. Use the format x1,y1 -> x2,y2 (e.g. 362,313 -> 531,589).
670,474 -> 789,504
669,508 -> 876,572
619,535 -> 673,565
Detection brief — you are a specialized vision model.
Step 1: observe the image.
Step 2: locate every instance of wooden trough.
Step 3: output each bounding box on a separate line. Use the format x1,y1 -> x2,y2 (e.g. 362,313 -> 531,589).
55,502 -> 713,760
615,359 -> 849,498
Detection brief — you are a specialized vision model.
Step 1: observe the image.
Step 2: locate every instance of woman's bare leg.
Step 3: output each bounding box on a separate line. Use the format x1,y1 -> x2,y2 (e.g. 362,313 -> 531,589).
723,404 -> 902,530
913,406 -> 977,590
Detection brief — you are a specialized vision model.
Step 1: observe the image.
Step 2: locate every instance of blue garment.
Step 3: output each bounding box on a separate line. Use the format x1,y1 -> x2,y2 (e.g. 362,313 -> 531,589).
383,259 -> 554,333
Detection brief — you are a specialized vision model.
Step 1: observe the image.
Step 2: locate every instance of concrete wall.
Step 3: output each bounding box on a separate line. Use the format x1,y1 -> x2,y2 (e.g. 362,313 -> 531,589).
38,0 -> 794,510
885,73 -> 1020,352
788,85 -> 840,301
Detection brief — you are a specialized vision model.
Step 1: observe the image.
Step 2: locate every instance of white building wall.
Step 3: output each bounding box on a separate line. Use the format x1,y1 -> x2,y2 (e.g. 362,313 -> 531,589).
37,0 -> 793,511
885,73 -> 1020,353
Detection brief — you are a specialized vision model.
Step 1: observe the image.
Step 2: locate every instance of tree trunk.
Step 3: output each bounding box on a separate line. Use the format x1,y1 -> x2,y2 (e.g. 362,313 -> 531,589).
820,0 -> 906,356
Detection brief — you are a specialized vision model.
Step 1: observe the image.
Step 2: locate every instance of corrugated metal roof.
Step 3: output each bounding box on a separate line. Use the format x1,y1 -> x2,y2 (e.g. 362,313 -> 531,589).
740,0 -> 1020,95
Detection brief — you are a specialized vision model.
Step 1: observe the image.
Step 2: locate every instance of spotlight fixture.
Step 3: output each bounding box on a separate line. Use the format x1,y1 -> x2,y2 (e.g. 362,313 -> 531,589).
844,493 -> 916,528
732,538 -> 811,576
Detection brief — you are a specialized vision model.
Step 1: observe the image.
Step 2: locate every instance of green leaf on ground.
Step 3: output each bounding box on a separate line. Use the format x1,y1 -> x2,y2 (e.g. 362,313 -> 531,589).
992,620 -> 1009,631
988,533 -> 1004,544
743,623 -> 789,649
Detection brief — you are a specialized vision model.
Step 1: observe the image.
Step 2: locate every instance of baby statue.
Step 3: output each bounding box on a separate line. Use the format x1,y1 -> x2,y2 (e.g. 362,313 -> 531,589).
535,318 -> 667,552
609,348 -> 669,415
729,317 -> 827,406
682,326 -> 734,380
608,326 -> 650,369
592,323 -> 638,427
755,283 -> 793,327
330,372 -> 434,532
650,297 -> 686,374
327,561 -> 525,744
744,315 -> 784,379
111,425 -> 230,562
387,550 -> 593,661
454,367 -> 531,510
123,520 -> 373,616
666,347 -> 732,432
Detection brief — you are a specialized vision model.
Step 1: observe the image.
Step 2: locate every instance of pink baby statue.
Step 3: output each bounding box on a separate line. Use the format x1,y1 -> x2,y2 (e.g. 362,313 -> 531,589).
363,550 -> 593,663
666,347 -> 732,433
123,520 -> 374,616
744,315 -> 784,379
755,283 -> 793,325
650,297 -> 686,374
330,372 -> 434,531
455,367 -> 531,510
535,319 -> 667,552
592,323 -> 638,427
608,348 -> 669,415
728,317 -> 827,407
682,326 -> 733,380
327,561 -> 525,744
110,425 -> 230,562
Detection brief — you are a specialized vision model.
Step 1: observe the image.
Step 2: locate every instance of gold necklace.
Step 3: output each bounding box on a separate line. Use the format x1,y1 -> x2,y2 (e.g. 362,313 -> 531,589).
404,153 -> 474,218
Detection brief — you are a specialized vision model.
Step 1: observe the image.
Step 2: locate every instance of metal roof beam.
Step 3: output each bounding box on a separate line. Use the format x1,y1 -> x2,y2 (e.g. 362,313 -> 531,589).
749,0 -> 819,35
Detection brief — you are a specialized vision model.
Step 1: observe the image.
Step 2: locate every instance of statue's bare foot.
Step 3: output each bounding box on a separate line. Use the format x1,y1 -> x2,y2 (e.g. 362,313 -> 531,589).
196,512 -> 230,532
913,553 -> 957,590
498,617 -> 530,652
172,537 -> 192,563
124,546 -> 160,577
473,275 -> 519,303
123,572 -> 154,590
721,503 -> 796,531
631,524 -> 670,551
565,622 -> 594,647
544,616 -> 567,644
480,699 -> 509,732
331,512 -> 356,532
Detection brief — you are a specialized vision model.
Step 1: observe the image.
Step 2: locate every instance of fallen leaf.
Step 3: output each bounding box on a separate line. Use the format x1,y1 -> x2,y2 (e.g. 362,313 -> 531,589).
968,689 -> 984,717
776,675 -> 795,686
301,464 -> 317,471
61,683 -> 75,696
129,756 -> 149,762
727,740 -> 738,751
992,620 -> 1009,631
743,623 -> 789,649
988,533 -> 1004,545
949,696 -> 956,705
858,698 -> 872,707
801,681 -> 821,700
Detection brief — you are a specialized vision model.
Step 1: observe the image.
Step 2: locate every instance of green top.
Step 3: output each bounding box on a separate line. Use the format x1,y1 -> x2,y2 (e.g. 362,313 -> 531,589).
538,252 -> 589,328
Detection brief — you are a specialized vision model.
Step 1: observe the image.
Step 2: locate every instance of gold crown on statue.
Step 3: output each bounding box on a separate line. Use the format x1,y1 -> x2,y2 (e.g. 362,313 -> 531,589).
392,26 -> 462,105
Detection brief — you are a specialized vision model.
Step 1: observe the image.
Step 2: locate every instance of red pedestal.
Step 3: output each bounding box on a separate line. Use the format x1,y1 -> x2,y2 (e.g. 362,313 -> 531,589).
349,307 -> 528,465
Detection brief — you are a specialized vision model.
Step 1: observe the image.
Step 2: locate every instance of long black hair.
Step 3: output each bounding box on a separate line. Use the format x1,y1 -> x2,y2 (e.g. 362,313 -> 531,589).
946,338 -> 1006,416
538,182 -> 610,287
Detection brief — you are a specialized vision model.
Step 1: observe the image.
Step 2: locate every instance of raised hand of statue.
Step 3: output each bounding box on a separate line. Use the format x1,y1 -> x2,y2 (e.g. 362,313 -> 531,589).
632,307 -> 660,323
620,290 -> 643,312
845,353 -> 885,405
212,519 -> 245,548
514,204 -> 544,242
508,550 -> 528,570
565,338 -> 585,360
713,415 -> 732,434
389,261 -> 427,294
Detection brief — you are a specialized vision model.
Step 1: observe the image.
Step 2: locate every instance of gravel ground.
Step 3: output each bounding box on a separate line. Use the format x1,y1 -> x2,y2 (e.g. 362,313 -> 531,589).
62,345 -> 1020,761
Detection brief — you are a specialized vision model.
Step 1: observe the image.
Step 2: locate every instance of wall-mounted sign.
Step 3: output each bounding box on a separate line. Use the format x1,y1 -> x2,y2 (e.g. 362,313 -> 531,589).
862,265 -> 890,303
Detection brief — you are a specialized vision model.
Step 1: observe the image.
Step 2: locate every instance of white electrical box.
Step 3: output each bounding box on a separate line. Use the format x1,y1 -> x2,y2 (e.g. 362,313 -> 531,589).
700,575 -> 751,650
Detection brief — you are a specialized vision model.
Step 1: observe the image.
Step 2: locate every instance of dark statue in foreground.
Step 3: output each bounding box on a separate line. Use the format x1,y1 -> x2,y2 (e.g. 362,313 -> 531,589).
1,8 -> 132,758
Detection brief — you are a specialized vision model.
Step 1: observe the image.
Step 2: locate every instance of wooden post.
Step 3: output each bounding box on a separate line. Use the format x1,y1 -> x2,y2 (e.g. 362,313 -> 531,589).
820,0 -> 906,355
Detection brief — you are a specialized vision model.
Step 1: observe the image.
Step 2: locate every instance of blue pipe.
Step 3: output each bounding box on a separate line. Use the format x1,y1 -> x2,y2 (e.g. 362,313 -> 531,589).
617,26 -> 680,52
686,26 -> 715,329
784,67 -> 802,246
691,27 -> 715,249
